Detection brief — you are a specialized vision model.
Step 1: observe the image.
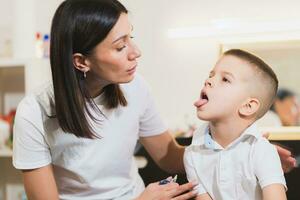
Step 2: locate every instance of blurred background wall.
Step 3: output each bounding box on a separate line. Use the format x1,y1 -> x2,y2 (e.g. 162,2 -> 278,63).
1,0 -> 300,130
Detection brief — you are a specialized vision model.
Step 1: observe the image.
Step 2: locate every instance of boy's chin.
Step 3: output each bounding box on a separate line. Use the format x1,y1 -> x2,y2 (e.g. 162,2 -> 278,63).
196,113 -> 211,121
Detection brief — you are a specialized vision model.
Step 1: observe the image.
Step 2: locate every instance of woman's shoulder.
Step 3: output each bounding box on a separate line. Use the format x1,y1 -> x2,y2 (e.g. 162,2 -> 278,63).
15,95 -> 44,127
17,82 -> 55,118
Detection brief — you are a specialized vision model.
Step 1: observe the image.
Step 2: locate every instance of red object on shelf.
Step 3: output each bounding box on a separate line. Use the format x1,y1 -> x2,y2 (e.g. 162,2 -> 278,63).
2,110 -> 16,123
0,109 -> 16,134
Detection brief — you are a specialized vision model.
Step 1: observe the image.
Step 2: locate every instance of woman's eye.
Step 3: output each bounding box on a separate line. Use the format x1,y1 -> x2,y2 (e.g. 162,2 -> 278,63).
116,45 -> 126,51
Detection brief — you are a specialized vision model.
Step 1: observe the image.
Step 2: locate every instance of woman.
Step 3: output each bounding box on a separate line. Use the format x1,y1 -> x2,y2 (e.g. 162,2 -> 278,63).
13,0 -> 196,199
12,0 -> 295,199
271,88 -> 300,126
257,88 -> 300,128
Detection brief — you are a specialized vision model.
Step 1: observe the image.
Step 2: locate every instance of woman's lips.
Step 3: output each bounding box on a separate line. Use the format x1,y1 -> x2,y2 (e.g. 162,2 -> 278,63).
127,65 -> 136,74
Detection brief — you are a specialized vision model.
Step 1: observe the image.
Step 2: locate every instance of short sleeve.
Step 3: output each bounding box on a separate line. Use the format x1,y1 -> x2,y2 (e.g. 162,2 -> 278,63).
253,138 -> 287,189
137,76 -> 167,137
13,96 -> 51,169
184,146 -> 207,195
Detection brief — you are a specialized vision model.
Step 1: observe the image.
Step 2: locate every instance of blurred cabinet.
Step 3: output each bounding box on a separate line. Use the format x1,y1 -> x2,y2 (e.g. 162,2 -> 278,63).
0,58 -> 51,115
0,58 -> 51,200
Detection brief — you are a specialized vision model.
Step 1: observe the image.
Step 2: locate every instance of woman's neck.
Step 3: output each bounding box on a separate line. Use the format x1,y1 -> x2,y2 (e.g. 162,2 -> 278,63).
85,74 -> 111,98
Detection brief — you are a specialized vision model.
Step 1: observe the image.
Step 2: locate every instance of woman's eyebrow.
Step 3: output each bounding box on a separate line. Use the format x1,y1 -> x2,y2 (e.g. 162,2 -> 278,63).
112,25 -> 134,44
112,34 -> 127,44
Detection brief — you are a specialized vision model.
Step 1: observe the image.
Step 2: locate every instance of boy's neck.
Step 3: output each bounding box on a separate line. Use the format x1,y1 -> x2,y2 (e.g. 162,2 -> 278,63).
209,118 -> 254,148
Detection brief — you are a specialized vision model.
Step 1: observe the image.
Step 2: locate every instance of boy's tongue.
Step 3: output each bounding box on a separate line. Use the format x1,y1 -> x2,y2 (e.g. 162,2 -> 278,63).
194,98 -> 208,107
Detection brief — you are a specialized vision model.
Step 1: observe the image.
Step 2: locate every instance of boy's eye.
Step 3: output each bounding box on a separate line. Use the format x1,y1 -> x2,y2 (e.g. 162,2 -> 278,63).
222,77 -> 230,83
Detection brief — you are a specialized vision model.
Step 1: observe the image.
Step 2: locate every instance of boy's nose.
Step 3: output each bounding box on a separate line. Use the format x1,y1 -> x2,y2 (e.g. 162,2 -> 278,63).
205,78 -> 212,87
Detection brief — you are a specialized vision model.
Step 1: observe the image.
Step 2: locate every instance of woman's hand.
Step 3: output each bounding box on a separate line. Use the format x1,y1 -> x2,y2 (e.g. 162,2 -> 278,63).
275,144 -> 297,173
136,181 -> 197,200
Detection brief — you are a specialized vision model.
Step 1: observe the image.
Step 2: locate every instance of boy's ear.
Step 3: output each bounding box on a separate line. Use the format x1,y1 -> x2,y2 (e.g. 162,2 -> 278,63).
73,53 -> 90,73
239,98 -> 260,117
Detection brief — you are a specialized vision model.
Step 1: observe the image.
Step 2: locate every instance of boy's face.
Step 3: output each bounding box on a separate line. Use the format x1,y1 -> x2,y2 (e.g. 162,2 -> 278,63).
194,55 -> 254,121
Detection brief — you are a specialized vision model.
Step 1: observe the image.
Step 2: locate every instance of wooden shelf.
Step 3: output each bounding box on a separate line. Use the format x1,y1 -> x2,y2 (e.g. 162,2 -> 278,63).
259,126 -> 300,141
0,58 -> 26,67
269,133 -> 300,141
0,147 -> 13,157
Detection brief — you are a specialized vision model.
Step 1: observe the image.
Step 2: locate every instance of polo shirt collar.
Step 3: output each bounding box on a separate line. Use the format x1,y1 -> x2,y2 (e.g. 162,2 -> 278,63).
191,122 -> 261,150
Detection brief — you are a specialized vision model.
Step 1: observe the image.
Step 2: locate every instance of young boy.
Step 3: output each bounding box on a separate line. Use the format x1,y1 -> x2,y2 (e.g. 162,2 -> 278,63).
184,49 -> 287,200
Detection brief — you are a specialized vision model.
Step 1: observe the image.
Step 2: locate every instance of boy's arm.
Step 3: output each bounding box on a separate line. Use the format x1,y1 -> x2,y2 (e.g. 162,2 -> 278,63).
262,184 -> 287,200
195,193 -> 213,200
184,146 -> 210,198
253,139 -> 287,200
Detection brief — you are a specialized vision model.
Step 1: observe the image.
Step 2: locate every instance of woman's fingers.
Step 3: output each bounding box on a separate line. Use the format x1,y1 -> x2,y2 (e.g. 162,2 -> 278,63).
160,182 -> 179,190
282,157 -> 297,173
172,181 -> 197,196
274,144 -> 297,172
146,179 -> 198,200
163,181 -> 197,199
276,145 -> 292,157
172,189 -> 198,200
262,132 -> 270,139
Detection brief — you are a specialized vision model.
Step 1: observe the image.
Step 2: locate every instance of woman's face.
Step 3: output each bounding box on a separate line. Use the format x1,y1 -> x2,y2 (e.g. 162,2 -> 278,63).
87,13 -> 141,84
275,96 -> 300,126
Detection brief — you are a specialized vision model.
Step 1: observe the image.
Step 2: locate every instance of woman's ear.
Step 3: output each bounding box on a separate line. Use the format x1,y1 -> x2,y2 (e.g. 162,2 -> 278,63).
239,98 -> 260,117
73,53 -> 90,73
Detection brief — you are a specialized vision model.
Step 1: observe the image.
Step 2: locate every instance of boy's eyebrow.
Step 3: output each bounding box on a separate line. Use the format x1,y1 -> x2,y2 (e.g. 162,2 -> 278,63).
222,71 -> 235,79
209,70 -> 234,78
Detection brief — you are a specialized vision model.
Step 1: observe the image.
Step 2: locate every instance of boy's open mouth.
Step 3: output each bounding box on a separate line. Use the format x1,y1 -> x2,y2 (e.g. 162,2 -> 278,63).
194,90 -> 209,108
201,90 -> 209,101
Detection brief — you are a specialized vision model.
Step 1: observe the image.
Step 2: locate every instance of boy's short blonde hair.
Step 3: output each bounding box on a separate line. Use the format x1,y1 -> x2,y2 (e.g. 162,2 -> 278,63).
223,49 -> 278,119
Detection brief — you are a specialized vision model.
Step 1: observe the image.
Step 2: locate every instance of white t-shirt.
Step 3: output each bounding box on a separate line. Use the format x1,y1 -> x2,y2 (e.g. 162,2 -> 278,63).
13,74 -> 167,200
184,123 -> 286,200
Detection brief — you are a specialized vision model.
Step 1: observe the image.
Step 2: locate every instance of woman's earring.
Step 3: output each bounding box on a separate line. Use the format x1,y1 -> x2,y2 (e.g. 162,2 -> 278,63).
83,71 -> 87,78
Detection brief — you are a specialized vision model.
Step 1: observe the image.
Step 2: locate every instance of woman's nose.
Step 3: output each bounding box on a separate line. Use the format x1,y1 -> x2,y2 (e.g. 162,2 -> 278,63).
129,43 -> 141,60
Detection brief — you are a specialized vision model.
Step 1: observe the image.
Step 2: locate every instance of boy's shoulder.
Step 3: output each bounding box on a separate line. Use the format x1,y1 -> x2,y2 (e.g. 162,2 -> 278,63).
240,123 -> 277,157
252,135 -> 277,155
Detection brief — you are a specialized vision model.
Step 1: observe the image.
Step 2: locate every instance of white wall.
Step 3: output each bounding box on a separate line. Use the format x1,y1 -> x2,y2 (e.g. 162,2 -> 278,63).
0,0 -> 63,33
0,0 -> 63,58
35,0 -> 63,33
122,0 -> 300,130
2,0 -> 300,130
0,0 -> 13,57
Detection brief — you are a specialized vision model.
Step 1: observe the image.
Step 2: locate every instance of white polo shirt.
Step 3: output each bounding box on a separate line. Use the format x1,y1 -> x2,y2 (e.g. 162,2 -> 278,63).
184,123 -> 286,200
